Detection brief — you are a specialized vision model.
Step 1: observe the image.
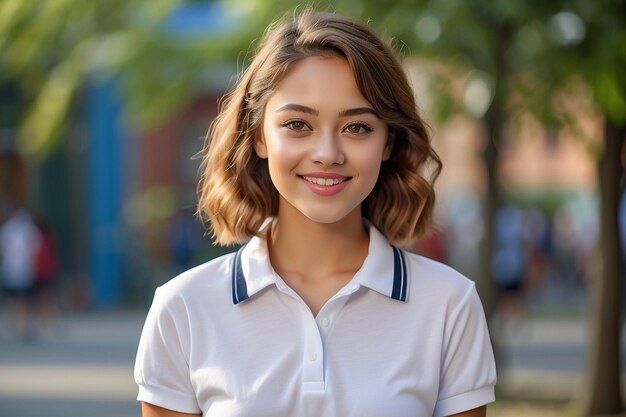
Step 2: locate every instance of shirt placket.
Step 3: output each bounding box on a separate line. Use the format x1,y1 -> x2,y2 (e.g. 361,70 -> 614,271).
276,280 -> 361,395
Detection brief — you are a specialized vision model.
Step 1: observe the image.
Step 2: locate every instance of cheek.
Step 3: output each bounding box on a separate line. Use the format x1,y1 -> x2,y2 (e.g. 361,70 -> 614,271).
262,131 -> 300,173
352,143 -> 388,176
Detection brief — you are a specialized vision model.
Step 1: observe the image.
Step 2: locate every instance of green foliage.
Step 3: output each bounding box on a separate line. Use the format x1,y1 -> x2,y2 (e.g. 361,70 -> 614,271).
0,0 -> 281,158
329,0 -> 626,131
1,0 -> 624,158
0,0 -> 181,156
535,0 -> 626,127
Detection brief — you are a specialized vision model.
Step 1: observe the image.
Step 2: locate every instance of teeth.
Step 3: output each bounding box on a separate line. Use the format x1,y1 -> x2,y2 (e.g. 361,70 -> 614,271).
303,176 -> 346,186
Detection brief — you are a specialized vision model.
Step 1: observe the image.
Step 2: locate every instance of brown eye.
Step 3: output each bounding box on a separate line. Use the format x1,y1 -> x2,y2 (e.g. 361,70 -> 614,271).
283,120 -> 310,131
343,123 -> 373,134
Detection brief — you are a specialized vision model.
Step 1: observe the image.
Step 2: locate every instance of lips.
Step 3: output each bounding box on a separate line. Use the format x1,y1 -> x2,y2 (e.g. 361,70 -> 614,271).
298,172 -> 352,196
302,176 -> 348,186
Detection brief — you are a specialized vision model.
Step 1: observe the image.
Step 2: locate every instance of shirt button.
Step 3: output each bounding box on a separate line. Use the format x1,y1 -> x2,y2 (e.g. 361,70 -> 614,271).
299,305 -> 307,314
320,317 -> 330,327
308,352 -> 318,361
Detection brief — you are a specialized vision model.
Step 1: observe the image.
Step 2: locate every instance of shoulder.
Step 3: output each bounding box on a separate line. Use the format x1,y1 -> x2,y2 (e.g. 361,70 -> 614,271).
137,251 -> 241,358
402,250 -> 478,305
153,250 -> 239,310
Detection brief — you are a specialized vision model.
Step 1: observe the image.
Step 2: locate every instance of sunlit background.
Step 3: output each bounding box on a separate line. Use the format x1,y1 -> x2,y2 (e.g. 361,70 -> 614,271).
0,0 -> 624,416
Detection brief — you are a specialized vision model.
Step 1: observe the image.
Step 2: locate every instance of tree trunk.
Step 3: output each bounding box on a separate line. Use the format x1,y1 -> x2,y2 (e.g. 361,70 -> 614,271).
476,19 -> 510,325
478,101 -> 507,396
479,103 -> 503,321
581,119 -> 625,415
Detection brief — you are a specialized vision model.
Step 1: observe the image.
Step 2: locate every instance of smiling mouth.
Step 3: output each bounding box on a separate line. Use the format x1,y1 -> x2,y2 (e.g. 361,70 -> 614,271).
301,176 -> 350,186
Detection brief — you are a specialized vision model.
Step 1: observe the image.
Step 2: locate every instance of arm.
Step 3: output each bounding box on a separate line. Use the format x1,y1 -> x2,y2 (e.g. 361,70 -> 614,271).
142,402 -> 201,417
434,284 -> 496,417
448,405 -> 486,417
135,289 -> 202,415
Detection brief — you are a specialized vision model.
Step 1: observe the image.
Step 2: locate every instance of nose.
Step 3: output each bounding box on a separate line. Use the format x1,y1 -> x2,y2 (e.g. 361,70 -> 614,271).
311,131 -> 345,165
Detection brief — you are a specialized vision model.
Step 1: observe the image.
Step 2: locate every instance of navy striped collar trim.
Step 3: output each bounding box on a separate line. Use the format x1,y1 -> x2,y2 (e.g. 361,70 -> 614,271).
231,244 -> 408,304
391,246 -> 408,302
232,245 -> 249,304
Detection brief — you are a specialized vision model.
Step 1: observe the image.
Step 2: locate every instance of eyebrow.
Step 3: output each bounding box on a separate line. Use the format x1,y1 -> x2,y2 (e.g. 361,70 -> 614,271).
275,104 -> 318,116
339,107 -> 379,118
275,103 -> 379,118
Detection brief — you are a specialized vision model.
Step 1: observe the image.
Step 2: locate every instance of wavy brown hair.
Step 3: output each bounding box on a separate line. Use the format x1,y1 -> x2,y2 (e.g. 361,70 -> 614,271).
197,9 -> 441,248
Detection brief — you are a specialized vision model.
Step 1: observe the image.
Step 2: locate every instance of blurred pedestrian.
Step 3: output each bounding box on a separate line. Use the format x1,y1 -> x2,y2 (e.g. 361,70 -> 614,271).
135,9 -> 496,417
0,207 -> 41,341
413,226 -> 448,263
34,216 -> 63,337
552,203 -> 585,304
166,206 -> 204,273
491,204 -> 526,328
521,207 -> 552,301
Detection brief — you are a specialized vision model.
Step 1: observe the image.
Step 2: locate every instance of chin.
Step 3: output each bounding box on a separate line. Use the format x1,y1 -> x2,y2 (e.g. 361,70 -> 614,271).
300,207 -> 362,226
304,215 -> 345,225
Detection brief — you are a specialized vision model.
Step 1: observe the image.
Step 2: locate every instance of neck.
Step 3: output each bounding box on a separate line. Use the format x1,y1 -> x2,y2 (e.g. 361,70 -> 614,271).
268,208 -> 369,281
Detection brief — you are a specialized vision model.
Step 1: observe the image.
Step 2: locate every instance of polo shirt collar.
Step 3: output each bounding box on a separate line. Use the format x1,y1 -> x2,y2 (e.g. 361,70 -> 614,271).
232,221 -> 408,305
355,224 -> 409,302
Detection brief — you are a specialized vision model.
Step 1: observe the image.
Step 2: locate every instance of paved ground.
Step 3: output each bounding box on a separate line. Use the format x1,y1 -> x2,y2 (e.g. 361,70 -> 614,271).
0,310 -> 143,417
0,309 -> 624,417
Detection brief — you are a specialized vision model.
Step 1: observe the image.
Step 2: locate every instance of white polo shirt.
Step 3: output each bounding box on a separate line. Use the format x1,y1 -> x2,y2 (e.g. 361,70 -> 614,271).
135,224 -> 496,416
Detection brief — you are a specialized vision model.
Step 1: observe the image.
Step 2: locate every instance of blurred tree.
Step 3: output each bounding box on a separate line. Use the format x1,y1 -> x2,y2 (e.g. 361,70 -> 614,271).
496,1 -> 626,413
0,0 -> 280,157
402,2 -> 626,412
548,2 -> 626,414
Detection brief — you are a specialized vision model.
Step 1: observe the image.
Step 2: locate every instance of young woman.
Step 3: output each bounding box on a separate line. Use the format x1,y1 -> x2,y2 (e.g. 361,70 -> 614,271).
135,9 -> 496,417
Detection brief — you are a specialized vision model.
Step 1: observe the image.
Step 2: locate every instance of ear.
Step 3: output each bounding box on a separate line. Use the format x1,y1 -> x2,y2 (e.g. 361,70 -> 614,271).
382,131 -> 394,161
254,133 -> 268,159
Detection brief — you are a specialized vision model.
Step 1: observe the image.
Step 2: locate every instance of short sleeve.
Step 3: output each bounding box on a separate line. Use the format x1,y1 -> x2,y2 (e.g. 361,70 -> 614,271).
134,287 -> 201,414
433,284 -> 497,417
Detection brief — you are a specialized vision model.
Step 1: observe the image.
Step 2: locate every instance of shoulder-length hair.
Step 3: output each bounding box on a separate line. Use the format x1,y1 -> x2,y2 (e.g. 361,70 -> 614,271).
197,9 -> 441,248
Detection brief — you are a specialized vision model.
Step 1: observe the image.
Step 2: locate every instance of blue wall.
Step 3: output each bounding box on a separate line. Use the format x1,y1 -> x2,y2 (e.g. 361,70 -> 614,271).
88,77 -> 123,307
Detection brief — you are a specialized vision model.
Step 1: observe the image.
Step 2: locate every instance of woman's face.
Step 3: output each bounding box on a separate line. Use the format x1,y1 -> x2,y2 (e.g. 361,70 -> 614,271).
257,55 -> 391,225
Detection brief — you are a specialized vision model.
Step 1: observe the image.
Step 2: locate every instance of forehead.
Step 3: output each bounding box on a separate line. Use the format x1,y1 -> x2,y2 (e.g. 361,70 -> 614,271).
266,55 -> 373,112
